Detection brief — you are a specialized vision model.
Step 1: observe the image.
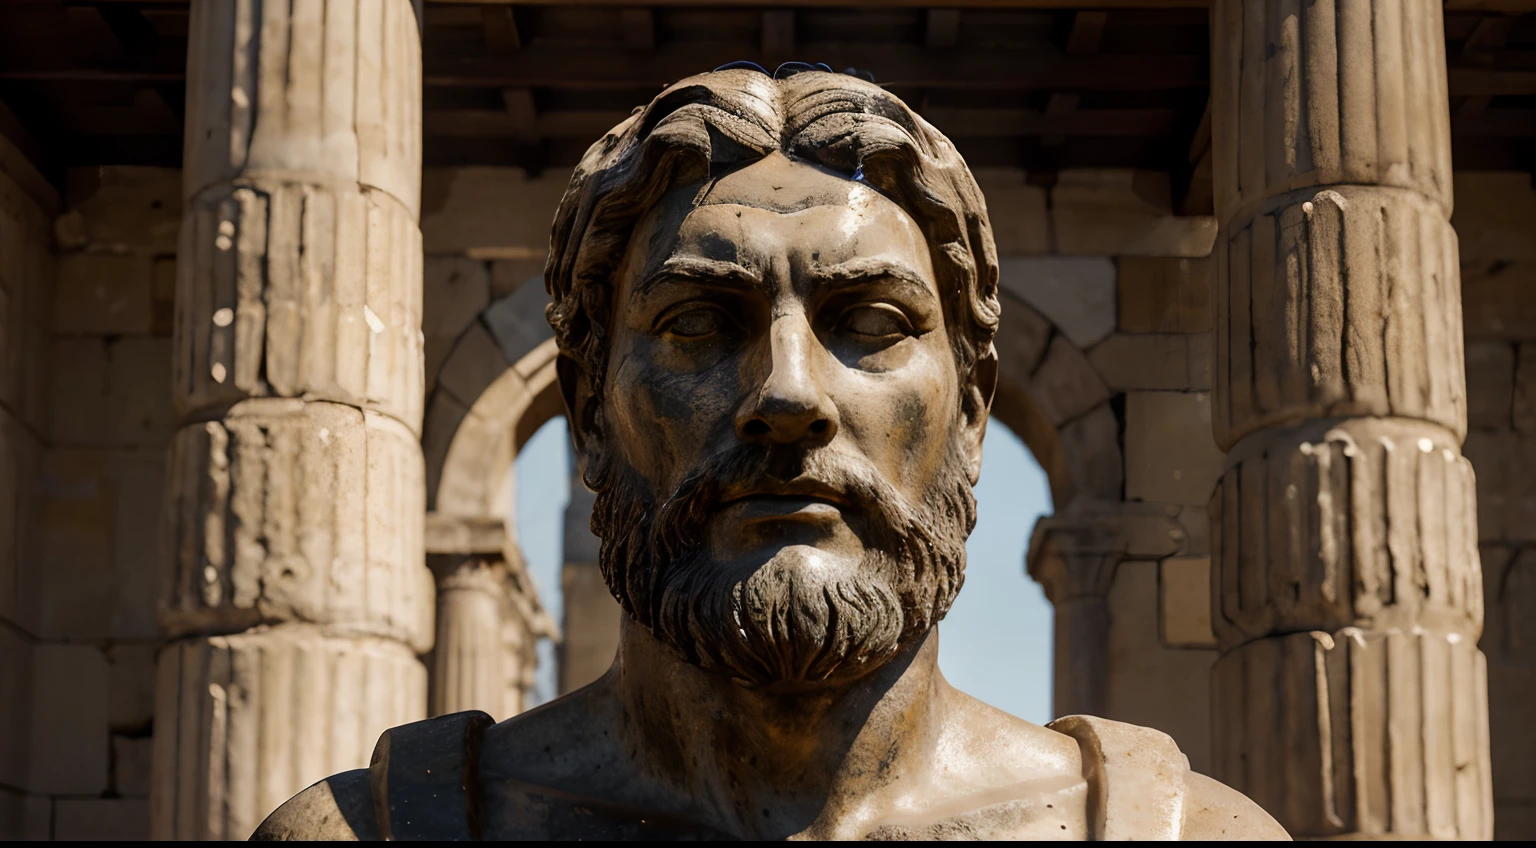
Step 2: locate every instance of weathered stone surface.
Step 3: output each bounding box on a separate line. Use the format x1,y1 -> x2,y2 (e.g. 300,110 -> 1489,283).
173,184 -> 424,432
1088,333 -> 1211,392
1160,556 -> 1216,648
1466,342 -> 1514,431
1211,418 -> 1482,647
0,627 -> 31,790
108,644 -> 156,731
1059,402 -> 1123,505
997,257 -> 1115,348
1118,256 -> 1213,334
151,630 -> 426,840
1212,628 -> 1491,840
1461,429 -> 1536,544
1210,0 -> 1454,223
1125,391 -> 1224,507
1487,662 -> 1536,805
435,321 -> 511,409
1513,345 -> 1536,435
0,170 -> 55,433
424,256 -> 490,339
0,789 -> 51,840
1214,187 -> 1467,450
972,168 -> 1049,255
489,257 -> 545,300
1452,172 -> 1536,265
182,0 -> 423,214
48,337 -> 174,447
992,294 -> 1052,387
1051,170 -> 1217,258
28,644 -> 109,795
53,167 -> 181,255
1028,335 -> 1110,427
484,279 -> 556,366
1462,260 -> 1536,342
152,256 -> 176,336
431,556 -> 517,720
1105,559 -> 1216,775
163,401 -> 434,652
114,735 -> 154,797
53,253 -> 155,335
54,798 -> 149,841
421,167 -> 570,256
1486,548 -> 1536,663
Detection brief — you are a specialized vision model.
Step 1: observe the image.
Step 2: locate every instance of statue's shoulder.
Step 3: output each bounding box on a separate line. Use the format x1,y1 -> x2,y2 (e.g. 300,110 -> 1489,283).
1047,715 -> 1288,842
251,710 -> 494,842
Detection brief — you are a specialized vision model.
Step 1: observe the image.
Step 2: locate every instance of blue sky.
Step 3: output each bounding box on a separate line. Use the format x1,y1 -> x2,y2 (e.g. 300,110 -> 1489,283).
513,418 -> 1055,724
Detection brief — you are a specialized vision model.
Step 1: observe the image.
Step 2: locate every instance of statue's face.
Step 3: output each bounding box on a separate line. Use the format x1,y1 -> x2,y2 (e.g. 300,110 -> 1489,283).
584,153 -> 980,687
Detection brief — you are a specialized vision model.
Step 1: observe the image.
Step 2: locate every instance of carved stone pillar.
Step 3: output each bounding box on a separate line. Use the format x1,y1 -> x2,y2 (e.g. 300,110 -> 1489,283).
1027,517 -> 1125,720
152,1 -> 431,839
1208,0 -> 1491,838
425,514 -> 554,719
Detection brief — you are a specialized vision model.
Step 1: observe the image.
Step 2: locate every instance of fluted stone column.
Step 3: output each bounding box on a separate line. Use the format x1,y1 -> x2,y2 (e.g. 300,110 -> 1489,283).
428,547 -> 552,720
1208,0 -> 1491,838
1026,518 -> 1124,720
151,1 -> 431,839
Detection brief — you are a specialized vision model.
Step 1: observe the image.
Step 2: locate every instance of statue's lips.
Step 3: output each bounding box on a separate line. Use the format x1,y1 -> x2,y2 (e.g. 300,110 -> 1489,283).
718,481 -> 852,520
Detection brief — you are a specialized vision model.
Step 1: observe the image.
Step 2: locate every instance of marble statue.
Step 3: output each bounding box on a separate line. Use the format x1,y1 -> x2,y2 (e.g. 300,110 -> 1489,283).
253,67 -> 1288,841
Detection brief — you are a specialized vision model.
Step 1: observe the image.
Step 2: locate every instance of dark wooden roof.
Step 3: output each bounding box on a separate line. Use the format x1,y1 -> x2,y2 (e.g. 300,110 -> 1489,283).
1,1 -> 1533,208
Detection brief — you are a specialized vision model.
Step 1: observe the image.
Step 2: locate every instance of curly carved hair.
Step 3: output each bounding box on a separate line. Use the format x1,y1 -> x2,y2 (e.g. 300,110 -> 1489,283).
544,69 -> 1000,421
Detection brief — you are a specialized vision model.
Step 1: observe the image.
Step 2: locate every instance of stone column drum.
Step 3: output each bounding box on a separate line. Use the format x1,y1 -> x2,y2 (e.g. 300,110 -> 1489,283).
151,1 -> 433,839
1026,518 -> 1123,721
1208,0 -> 1491,838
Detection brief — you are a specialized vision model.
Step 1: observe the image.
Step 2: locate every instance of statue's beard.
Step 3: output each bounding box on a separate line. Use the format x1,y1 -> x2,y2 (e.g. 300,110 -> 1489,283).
589,440 -> 976,688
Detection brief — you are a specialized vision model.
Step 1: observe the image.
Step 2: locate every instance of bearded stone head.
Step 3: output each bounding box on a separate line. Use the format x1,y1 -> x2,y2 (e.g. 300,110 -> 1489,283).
544,68 -> 1000,690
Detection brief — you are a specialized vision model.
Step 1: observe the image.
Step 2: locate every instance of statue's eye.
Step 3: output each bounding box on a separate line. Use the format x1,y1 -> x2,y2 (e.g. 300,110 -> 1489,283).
660,307 -> 724,339
840,304 -> 911,339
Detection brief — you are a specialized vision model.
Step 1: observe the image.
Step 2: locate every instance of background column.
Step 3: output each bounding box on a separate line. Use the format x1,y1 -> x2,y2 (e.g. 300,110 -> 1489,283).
1208,0 -> 1491,838
1027,517 -> 1123,720
151,1 -> 433,839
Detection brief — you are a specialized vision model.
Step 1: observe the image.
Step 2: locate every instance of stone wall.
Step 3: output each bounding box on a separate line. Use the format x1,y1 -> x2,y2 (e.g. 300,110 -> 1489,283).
1456,171 -> 1536,841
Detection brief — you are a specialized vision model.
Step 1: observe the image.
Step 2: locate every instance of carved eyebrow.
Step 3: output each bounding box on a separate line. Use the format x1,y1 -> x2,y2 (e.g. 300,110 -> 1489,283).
634,257 -> 765,298
805,258 -> 933,294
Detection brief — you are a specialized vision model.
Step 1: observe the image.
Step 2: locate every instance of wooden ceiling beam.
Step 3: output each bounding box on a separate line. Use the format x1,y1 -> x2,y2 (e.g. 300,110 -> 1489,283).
481,6 -> 522,54
925,11 -> 961,50
430,0 -> 1210,8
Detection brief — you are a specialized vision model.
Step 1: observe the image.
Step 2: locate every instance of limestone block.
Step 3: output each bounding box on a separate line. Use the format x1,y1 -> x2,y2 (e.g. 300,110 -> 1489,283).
1160,556 -> 1216,648
1487,662 -> 1536,803
108,644 -> 157,731
421,167 -> 571,256
1214,187 -> 1467,450
1060,403 -> 1123,505
0,177 -> 53,432
28,644 -> 110,795
489,257 -> 546,300
1117,256 -> 1213,334
1460,430 -> 1536,544
422,388 -> 471,511
1478,545 -> 1515,660
1124,391 -> 1225,507
53,167 -> 181,255
1514,345 -> 1536,435
1050,170 -> 1217,258
1088,333 -> 1211,392
1029,335 -> 1110,427
0,627 -> 31,790
0,789 -> 50,840
0,414 -> 39,631
112,450 -> 166,638
1452,172 -> 1536,265
163,401 -> 433,652
424,256 -> 490,339
55,798 -> 149,841
173,184 -> 424,432
151,630 -> 427,840
0,411 -> 19,622
1489,549 -> 1536,662
49,337 -> 174,447
1462,260 -> 1536,342
151,256 -> 175,336
1210,0 -> 1453,222
559,561 -> 621,695
1210,419 -> 1482,649
997,257 -> 1115,348
53,253 -> 155,335
436,321 -> 511,408
484,279 -> 556,366
183,0 -> 422,214
37,449 -> 115,639
1465,342 -> 1514,431
1104,559 -> 1216,775
1212,628 -> 1491,839
114,735 -> 154,797
972,168 -> 1049,255
993,294 -> 1052,387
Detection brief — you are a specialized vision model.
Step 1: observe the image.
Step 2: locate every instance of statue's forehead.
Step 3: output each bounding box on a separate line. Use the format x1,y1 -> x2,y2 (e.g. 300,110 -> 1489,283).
693,152 -> 871,214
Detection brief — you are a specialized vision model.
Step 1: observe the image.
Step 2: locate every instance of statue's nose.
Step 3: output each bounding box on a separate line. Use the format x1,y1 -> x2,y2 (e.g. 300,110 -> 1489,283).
735,314 -> 839,447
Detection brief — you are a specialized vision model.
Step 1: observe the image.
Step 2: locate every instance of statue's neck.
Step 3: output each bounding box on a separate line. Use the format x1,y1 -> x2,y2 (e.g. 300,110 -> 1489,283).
605,616 -> 947,839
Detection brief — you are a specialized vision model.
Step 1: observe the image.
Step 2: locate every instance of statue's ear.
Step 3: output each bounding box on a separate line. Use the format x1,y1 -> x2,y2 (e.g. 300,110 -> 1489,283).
557,353 -> 603,466
960,344 -> 998,485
